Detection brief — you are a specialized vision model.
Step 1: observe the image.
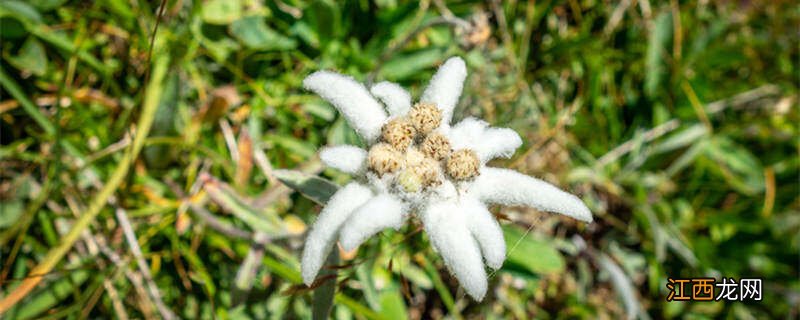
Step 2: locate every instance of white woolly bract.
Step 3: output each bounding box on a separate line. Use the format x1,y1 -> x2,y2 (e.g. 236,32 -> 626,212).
449,118 -> 522,163
304,71 -> 388,142
448,117 -> 485,150
469,168 -> 593,222
319,145 -> 367,174
301,183 -> 373,285
420,57 -> 467,124
370,81 -> 411,117
422,200 -> 488,300
462,196 -> 506,269
338,194 -> 406,251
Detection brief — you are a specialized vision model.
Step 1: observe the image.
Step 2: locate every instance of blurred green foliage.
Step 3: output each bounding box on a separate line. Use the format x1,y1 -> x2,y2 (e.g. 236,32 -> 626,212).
0,0 -> 797,319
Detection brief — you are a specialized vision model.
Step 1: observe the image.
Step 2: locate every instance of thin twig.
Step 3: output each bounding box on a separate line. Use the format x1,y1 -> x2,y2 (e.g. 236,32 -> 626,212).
115,208 -> 176,320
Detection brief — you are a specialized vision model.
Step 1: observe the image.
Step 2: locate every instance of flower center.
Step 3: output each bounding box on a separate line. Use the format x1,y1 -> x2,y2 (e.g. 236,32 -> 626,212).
408,102 -> 442,135
445,149 -> 480,180
366,103 -> 479,194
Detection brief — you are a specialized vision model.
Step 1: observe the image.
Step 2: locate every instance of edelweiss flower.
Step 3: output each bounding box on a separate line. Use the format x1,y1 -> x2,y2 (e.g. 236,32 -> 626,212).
300,57 -> 592,300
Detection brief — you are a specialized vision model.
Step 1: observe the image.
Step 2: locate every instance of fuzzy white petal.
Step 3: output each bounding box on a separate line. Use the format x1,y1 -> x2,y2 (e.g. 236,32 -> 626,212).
462,197 -> 506,269
469,168 -> 593,222
449,118 -> 522,163
420,57 -> 467,124
476,128 -> 522,162
422,200 -> 488,300
319,145 -> 367,174
338,194 -> 406,251
448,118 -> 486,150
304,71 -> 388,142
370,81 -> 412,117
301,183 -> 373,285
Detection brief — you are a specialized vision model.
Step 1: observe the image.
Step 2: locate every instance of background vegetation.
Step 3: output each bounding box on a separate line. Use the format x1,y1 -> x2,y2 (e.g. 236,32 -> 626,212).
0,0 -> 797,318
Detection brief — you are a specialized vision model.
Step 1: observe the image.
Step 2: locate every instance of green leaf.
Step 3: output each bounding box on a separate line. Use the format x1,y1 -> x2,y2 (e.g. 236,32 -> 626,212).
204,177 -> 286,234
703,137 -> 765,195
143,70 -> 179,168
273,170 -> 339,205
303,101 -> 336,121
398,264 -> 432,289
503,226 -> 565,274
230,16 -> 296,50
6,36 -> 47,76
0,200 -> 23,229
378,285 -> 408,320
0,1 -> 40,39
191,16 -> 239,61
202,0 -> 242,25
335,294 -> 383,320
381,48 -> 444,80
312,251 -> 338,320
0,64 -> 55,135
304,0 -> 340,46
0,1 -> 42,23
268,134 -> 317,159
645,11 -> 672,97
327,117 -> 363,147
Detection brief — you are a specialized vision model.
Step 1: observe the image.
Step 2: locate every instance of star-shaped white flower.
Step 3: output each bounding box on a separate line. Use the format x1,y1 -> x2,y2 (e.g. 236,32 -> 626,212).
300,57 -> 592,301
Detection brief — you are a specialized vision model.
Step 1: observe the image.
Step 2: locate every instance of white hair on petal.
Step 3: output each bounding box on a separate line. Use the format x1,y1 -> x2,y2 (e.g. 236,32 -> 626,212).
475,128 -> 522,162
420,57 -> 467,124
304,71 -> 388,142
301,183 -> 374,285
422,200 -> 488,300
449,118 -> 522,163
370,81 -> 412,117
319,145 -> 367,174
448,117 -> 488,150
462,196 -> 506,269
338,194 -> 406,251
468,167 -> 593,222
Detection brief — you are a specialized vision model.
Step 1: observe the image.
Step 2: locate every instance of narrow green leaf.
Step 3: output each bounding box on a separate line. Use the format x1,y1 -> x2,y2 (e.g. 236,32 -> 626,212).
0,64 -> 55,135
503,226 -> 565,274
703,137 -> 765,195
645,11 -> 672,97
204,178 -> 286,234
0,1 -> 42,23
312,251 -> 338,320
335,294 -> 383,320
378,285 -> 408,320
273,169 -> 339,205
231,16 -> 296,50
381,48 -> 444,80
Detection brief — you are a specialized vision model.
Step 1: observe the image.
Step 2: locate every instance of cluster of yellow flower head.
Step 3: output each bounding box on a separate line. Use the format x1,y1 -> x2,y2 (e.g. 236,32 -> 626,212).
367,102 -> 480,193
